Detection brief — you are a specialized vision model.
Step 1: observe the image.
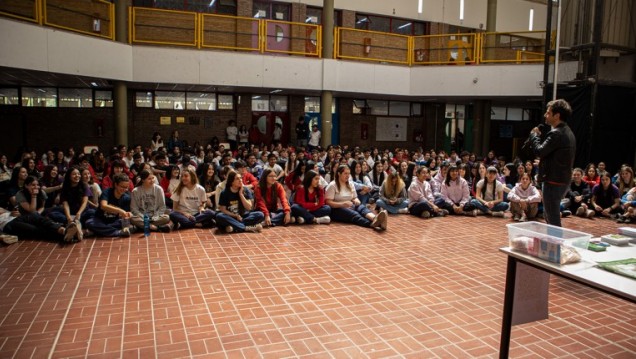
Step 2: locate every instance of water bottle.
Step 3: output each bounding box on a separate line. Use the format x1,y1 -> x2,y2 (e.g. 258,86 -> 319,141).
143,214 -> 150,238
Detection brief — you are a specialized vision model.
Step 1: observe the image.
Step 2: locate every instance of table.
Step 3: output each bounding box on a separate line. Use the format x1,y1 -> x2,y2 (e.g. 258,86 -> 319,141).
499,243 -> 636,359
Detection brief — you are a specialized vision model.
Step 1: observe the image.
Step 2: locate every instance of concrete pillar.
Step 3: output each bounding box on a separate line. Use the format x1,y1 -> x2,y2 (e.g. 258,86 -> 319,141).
485,0 -> 497,61
320,0 -> 335,147
114,0 -> 129,146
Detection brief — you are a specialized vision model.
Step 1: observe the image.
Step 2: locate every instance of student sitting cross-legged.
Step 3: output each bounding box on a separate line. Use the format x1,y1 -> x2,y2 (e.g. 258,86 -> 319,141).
168,168 -> 216,229
215,171 -> 264,233
291,170 -> 331,224
130,170 -> 172,232
255,168 -> 292,227
407,167 -> 447,218
85,173 -> 135,238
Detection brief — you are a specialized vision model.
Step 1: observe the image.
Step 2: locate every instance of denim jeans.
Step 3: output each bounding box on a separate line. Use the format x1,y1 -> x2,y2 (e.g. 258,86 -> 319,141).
408,201 -> 434,217
542,182 -> 569,227
469,199 -> 509,214
290,204 -> 331,223
375,199 -> 409,214
330,204 -> 372,227
215,211 -> 265,232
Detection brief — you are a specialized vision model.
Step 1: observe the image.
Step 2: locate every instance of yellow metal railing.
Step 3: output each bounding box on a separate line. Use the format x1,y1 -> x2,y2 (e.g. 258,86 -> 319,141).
0,0 -> 39,23
412,33 -> 479,65
43,0 -> 114,40
200,13 -> 260,51
335,27 -> 410,65
263,20 -> 321,57
480,31 -> 546,63
129,7 -> 198,47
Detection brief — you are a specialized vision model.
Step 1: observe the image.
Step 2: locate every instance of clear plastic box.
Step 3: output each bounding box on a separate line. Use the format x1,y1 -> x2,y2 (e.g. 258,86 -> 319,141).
507,222 -> 591,263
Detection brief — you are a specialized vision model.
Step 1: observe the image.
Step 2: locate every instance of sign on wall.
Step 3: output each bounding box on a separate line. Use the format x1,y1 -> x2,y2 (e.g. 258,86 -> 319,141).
376,117 -> 407,141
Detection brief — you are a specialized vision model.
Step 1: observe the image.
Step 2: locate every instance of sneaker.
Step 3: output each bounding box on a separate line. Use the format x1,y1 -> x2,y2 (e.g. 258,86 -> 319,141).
625,217 -> 632,224
120,227 -> 131,237
561,210 -> 572,218
370,214 -> 382,228
519,215 -> 528,222
64,222 -> 78,242
296,217 -> 305,224
491,211 -> 505,217
315,216 -> 330,224
513,215 -> 521,221
245,224 -> 263,233
438,209 -> 449,217
420,211 -> 431,219
225,226 -> 234,233
398,208 -> 409,214
586,210 -> 595,218
617,214 -> 625,223
289,216 -> 296,224
576,207 -> 586,217
1,234 -> 18,245
158,223 -> 172,233
75,221 -> 83,241
378,210 -> 388,230
467,209 -> 478,217
83,229 -> 94,238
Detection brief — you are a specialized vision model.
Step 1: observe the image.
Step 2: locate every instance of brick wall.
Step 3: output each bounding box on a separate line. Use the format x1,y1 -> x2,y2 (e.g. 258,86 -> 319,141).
45,0 -> 112,38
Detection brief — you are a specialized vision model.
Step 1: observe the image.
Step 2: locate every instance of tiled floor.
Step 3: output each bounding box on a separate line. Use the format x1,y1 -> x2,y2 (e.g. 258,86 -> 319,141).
1,215 -> 634,358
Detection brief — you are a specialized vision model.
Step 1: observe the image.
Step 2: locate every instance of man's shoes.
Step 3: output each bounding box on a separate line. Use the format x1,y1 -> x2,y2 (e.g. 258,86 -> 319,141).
245,224 -> 263,233
158,223 -> 172,232
64,222 -> 78,242
289,216 -> 296,224
315,216 -> 330,224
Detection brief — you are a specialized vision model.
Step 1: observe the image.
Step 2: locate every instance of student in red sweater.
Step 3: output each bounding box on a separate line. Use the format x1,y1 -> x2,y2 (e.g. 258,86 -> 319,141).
291,170 -> 331,224
254,169 -> 291,227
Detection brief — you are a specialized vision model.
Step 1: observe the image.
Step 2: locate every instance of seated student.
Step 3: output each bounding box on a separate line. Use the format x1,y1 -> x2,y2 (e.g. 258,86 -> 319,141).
81,167 -> 102,210
198,163 -> 220,210
168,168 -> 216,229
0,205 -> 73,243
255,169 -> 292,227
349,161 -> 373,205
435,165 -> 476,216
325,164 -> 387,230
284,160 -> 306,195
47,167 -> 95,240
562,168 -> 592,218
375,172 -> 409,214
8,166 -> 28,208
215,171 -> 264,233
214,166 -> 236,210
590,172 -> 622,218
128,153 -> 144,178
507,172 -> 541,222
367,161 -> 386,204
160,164 -> 180,208
582,163 -> 600,188
130,170 -> 172,232
101,160 -> 134,192
40,165 -> 63,209
291,170 -> 331,224
617,186 -> 636,223
86,173 -> 135,238
263,153 -> 285,182
234,161 -> 258,191
407,167 -> 447,218
616,165 -> 635,197
470,166 -> 509,217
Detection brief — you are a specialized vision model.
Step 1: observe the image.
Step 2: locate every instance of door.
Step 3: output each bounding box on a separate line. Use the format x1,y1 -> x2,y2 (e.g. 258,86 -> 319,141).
251,112 -> 289,146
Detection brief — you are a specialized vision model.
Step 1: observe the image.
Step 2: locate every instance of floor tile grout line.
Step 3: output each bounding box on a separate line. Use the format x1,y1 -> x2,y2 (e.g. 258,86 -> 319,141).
161,234 -> 194,357
145,236 -> 158,359
82,240 -> 121,357
45,239 -> 96,359
0,242 -> 55,327
0,241 -> 25,267
119,236 -> 133,357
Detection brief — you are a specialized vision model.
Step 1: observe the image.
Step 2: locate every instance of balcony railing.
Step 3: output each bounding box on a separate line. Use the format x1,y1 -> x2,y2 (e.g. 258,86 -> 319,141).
1,5 -> 549,65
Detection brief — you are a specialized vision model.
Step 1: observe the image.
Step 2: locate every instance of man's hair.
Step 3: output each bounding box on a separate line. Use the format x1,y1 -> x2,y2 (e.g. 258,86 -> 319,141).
113,173 -> 129,185
547,99 -> 572,122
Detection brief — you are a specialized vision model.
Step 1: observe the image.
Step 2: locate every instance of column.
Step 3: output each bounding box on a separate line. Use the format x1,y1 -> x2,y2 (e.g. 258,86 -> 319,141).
114,0 -> 129,146
320,0 -> 334,148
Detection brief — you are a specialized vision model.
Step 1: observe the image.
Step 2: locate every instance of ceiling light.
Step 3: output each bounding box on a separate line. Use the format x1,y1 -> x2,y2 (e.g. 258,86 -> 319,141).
90,82 -> 99,87
418,0 -> 423,14
398,23 -> 412,30
270,89 -> 282,93
459,0 -> 464,20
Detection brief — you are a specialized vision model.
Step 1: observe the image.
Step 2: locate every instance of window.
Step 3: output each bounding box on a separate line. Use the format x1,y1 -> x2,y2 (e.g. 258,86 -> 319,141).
22,87 -> 57,107
251,95 -> 287,111
155,91 -> 186,110
136,0 -> 236,15
95,90 -> 113,108
136,91 -> 153,108
411,103 -> 422,116
217,94 -> 234,110
304,96 -> 336,113
368,100 -> 389,116
253,1 -> 289,20
59,88 -> 93,108
356,13 -> 427,35
389,101 -> 410,116
0,88 -> 19,105
491,107 -> 507,120
187,92 -> 216,111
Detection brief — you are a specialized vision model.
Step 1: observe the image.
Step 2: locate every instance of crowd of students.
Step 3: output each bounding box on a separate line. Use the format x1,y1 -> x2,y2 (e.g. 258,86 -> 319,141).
0,136 -> 634,245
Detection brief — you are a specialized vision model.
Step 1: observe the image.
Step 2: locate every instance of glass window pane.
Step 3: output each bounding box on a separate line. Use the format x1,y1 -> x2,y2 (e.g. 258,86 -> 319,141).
136,91 -> 153,108
411,103 -> 422,116
368,100 -> 388,115
95,90 -> 113,108
507,108 -> 523,121
187,92 -> 216,110
392,19 -> 413,35
491,106 -> 506,120
270,95 -> 287,111
355,15 -> 369,29
22,87 -> 57,107
253,1 -> 269,19
218,94 -> 233,110
0,88 -> 19,105
155,91 -> 185,110
59,88 -> 93,108
272,3 -> 289,21
414,22 -> 426,36
306,7 -> 321,24
368,16 -> 390,33
217,0 -> 237,15
252,95 -> 269,111
304,96 -> 320,112
389,101 -> 410,116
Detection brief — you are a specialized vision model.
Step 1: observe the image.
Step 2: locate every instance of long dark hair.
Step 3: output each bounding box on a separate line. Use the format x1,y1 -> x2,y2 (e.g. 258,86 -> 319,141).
258,168 -> 278,208
61,166 -> 88,201
370,161 -> 385,186
444,165 -> 459,186
303,170 -> 320,204
136,169 -> 151,187
21,176 -> 46,209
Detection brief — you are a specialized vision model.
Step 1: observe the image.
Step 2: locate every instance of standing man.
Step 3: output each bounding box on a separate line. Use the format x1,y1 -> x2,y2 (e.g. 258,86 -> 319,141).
308,124 -> 321,152
295,116 -> 308,148
528,99 -> 576,227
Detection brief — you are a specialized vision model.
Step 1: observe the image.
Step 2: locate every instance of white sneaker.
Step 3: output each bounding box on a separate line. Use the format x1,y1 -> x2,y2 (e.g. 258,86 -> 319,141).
245,224 -> 263,233
1,234 -> 18,245
289,216 -> 296,224
64,222 -> 78,242
225,226 -> 234,233
420,211 -> 431,219
75,220 -> 83,241
398,208 -> 409,214
377,210 -> 388,230
296,217 -> 305,224
315,216 -> 330,224
491,211 -> 504,217
576,206 -> 586,217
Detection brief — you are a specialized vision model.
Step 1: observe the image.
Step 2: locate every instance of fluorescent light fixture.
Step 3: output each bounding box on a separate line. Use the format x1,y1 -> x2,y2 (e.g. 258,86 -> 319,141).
418,0 -> 423,14
398,22 -> 412,30
90,82 -> 98,87
36,88 -> 46,93
356,17 -> 368,24
270,89 -> 282,93
208,0 -> 216,7
459,0 -> 464,20
529,9 -> 534,31
252,96 -> 261,99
